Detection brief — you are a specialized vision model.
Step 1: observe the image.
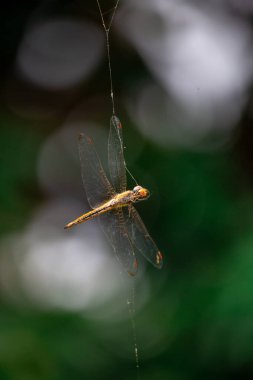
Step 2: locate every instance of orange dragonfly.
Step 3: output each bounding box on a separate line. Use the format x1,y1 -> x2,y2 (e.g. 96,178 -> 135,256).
65,116 -> 163,275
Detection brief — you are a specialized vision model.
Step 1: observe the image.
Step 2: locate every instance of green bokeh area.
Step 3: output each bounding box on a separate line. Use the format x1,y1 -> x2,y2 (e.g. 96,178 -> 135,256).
0,114 -> 42,235
1,1 -> 253,380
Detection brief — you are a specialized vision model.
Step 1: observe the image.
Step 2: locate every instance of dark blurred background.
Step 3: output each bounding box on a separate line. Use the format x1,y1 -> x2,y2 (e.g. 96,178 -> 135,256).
1,0 -> 253,379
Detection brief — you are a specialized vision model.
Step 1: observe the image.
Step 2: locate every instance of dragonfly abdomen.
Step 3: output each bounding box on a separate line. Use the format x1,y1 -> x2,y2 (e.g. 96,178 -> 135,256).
64,204 -> 110,229
64,199 -> 130,229
64,191 -> 134,230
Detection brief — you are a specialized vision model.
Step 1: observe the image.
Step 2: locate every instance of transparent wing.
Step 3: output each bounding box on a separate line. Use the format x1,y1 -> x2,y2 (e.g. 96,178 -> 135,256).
108,115 -> 127,193
78,133 -> 115,209
99,208 -> 138,276
122,206 -> 163,269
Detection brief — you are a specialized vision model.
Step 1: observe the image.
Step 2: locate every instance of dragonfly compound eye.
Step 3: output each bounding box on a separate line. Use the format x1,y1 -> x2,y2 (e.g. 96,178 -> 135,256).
133,186 -> 142,193
133,186 -> 150,199
139,188 -> 150,199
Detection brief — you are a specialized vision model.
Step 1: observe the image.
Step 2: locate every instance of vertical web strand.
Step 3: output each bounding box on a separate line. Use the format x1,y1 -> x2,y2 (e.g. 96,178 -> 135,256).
127,279 -> 140,379
96,1 -> 141,376
96,0 -> 139,187
96,0 -> 120,115
126,166 -> 139,187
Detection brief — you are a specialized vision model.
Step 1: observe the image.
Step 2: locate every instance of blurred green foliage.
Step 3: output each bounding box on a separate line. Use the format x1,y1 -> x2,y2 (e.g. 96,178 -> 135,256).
0,113 -> 42,235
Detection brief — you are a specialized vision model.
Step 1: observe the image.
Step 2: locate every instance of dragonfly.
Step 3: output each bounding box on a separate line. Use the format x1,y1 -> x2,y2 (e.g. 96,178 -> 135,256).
64,116 -> 163,276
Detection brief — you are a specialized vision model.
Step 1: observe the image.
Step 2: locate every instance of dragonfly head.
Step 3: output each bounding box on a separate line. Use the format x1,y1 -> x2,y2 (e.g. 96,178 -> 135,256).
133,185 -> 150,202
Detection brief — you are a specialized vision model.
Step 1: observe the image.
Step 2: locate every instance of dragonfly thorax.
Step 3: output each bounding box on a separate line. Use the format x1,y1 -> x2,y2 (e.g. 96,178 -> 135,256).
132,185 -> 150,202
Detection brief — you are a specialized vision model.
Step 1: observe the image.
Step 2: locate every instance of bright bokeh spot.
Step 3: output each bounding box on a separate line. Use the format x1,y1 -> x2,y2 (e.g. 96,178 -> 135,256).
118,0 -> 253,146
0,200 -> 126,312
17,19 -> 104,89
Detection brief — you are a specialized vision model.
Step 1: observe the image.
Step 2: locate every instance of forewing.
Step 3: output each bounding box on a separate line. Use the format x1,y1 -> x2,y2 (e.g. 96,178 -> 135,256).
108,115 -> 127,193
99,208 -> 138,276
122,206 -> 163,269
78,133 -> 115,209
